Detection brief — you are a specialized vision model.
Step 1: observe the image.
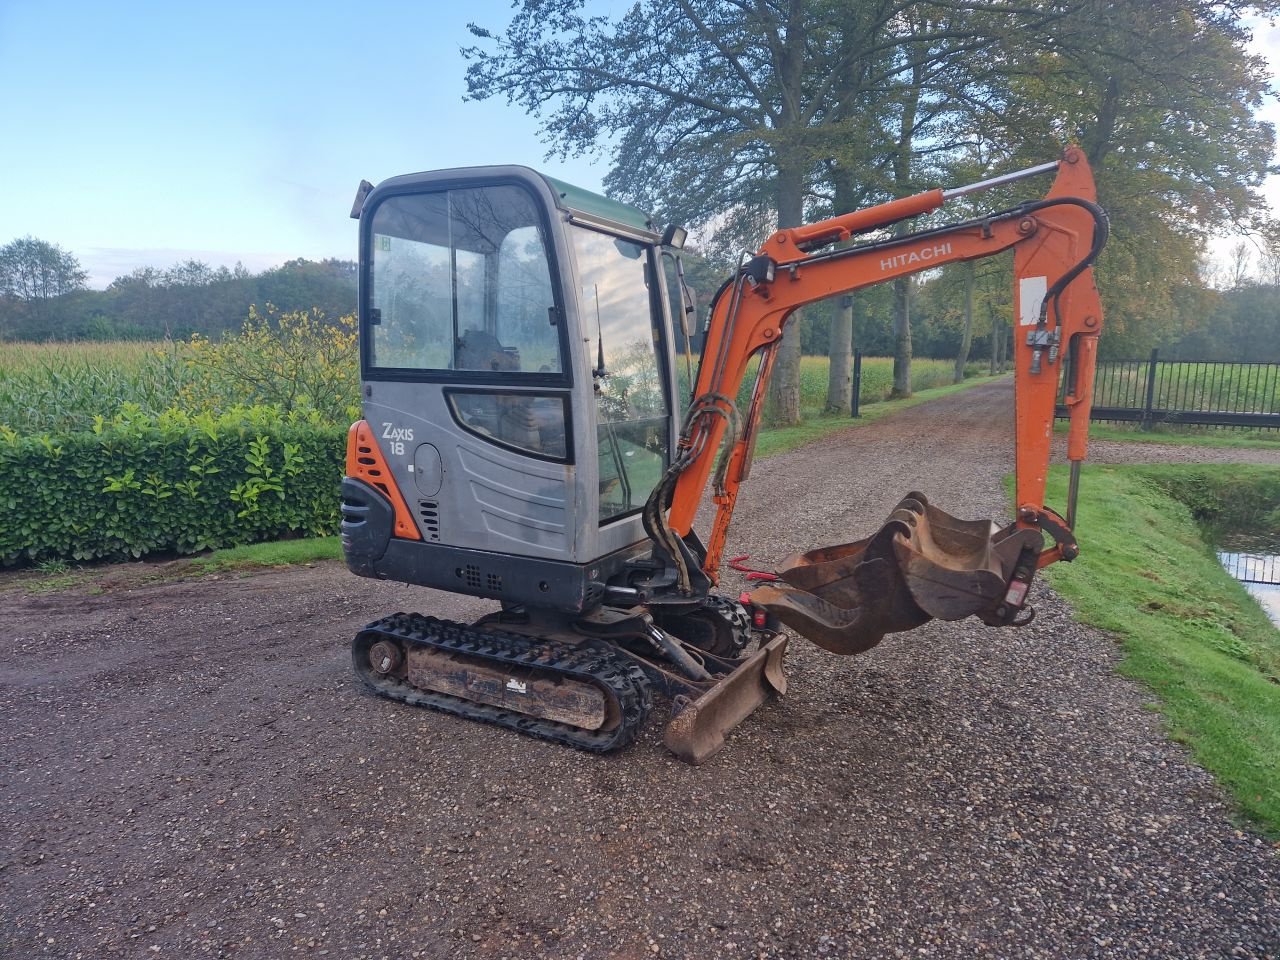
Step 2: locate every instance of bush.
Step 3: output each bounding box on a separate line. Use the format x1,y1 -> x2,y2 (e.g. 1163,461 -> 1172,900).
0,407 -> 345,566
181,305 -> 359,424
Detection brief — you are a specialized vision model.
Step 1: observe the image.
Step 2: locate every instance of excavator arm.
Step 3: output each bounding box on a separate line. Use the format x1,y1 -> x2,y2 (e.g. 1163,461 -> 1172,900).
645,146 -> 1107,654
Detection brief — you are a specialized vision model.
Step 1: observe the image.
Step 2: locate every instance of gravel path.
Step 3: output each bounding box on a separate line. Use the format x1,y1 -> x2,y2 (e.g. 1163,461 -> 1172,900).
3,380 -> 1277,960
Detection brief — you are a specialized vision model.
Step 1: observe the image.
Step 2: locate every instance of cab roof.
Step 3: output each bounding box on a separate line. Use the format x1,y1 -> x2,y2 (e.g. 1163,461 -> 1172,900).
540,174 -> 657,238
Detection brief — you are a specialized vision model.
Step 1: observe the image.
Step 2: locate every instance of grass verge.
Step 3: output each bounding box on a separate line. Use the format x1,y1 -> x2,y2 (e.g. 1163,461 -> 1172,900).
187,536 -> 342,573
1054,420 -> 1280,449
1042,463 -> 1280,835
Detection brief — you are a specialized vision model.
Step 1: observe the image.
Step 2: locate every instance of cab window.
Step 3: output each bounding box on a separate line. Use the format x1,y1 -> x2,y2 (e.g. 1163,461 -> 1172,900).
367,185 -> 563,377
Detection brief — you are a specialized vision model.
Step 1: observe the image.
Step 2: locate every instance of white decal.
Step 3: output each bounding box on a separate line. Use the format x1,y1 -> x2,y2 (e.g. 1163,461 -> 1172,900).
505,679 -> 528,694
879,242 -> 952,272
1019,276 -> 1047,326
381,422 -> 415,442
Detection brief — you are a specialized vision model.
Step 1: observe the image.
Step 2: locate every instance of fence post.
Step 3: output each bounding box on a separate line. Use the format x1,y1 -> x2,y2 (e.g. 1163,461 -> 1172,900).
851,349 -> 863,418
1141,348 -> 1159,431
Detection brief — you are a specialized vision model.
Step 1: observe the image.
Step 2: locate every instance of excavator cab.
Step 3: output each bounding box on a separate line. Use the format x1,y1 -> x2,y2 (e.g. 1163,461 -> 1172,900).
342,167 -> 686,609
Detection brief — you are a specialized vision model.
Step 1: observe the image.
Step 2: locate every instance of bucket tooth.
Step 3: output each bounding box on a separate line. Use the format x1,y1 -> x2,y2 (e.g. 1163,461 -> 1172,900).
751,492 -> 1045,653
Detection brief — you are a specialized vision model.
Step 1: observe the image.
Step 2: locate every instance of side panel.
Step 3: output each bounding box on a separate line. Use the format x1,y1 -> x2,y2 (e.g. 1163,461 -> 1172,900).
363,381 -> 578,562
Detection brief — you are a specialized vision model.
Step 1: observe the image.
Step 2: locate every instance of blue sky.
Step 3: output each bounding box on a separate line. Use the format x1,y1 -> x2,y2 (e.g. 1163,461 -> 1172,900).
1,1 -> 1276,288
0,0 -> 615,287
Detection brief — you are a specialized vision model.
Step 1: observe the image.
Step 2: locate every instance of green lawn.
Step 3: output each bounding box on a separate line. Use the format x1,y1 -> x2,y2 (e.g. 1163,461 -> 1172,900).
1057,420 -> 1280,450
1043,464 -> 1280,834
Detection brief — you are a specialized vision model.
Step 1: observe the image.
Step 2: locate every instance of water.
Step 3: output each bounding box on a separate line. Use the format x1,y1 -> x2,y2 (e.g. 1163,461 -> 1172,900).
1217,535 -> 1280,627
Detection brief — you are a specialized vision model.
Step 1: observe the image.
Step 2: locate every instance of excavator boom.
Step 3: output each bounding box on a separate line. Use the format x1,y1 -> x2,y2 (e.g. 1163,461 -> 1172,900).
648,146 -> 1106,654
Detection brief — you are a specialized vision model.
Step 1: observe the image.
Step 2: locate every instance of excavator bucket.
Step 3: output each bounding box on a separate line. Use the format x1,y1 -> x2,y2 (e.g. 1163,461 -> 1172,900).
751,492 -> 1044,654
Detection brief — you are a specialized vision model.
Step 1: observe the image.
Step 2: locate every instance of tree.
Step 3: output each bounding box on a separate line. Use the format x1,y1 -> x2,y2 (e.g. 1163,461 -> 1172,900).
463,0 -> 1071,424
0,236 -> 88,336
979,0 -> 1277,353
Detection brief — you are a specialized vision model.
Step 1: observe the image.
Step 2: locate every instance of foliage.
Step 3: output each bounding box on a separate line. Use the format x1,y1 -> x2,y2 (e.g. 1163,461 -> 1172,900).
0,252 -> 357,342
0,308 -> 361,433
1133,465 -> 1280,534
1167,281 -> 1280,362
180,305 -> 359,424
464,0 -> 1277,413
0,236 -> 87,302
463,1 -> 1069,423
0,236 -> 89,338
1041,464 -> 1280,834
0,407 -> 346,566
985,0 -> 1276,352
0,341 -> 197,434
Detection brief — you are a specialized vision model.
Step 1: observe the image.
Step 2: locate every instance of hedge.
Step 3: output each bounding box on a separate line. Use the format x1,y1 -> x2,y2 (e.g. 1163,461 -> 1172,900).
0,410 -> 347,566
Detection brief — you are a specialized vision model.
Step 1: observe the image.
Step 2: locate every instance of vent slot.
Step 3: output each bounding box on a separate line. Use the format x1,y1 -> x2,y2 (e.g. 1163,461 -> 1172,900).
417,499 -> 441,542
453,563 -> 502,593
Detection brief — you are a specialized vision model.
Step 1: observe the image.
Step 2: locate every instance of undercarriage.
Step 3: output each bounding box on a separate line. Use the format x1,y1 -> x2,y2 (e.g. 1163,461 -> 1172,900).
353,597 -> 789,763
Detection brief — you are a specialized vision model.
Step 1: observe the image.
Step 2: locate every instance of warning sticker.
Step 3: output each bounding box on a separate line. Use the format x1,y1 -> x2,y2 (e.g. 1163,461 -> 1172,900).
1019,276 -> 1047,326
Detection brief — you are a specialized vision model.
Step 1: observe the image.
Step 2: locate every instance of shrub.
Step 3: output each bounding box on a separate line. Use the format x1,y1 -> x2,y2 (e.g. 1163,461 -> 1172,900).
180,305 -> 359,424
0,407 -> 345,566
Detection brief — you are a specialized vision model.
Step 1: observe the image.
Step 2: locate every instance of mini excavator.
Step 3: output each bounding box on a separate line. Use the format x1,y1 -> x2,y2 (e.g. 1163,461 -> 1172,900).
341,146 -> 1107,762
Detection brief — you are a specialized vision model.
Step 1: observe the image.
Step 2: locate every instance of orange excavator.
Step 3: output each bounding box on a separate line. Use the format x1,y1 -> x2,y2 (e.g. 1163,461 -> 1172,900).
341,146 -> 1105,762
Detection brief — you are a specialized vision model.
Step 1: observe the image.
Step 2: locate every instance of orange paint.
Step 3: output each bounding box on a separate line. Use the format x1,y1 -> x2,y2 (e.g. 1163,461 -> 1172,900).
666,147 -> 1105,581
345,420 -> 422,541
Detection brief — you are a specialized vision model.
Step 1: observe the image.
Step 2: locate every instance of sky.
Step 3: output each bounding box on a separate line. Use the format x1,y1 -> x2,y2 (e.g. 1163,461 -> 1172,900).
0,0 -> 616,288
1,1 -> 1277,289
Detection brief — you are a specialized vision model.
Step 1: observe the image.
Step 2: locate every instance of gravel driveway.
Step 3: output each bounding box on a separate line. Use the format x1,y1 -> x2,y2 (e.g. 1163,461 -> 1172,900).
3,379 -> 1278,960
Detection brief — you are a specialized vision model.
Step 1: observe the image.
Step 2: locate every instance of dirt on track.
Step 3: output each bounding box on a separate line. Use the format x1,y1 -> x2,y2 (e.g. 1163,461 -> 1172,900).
3,380 -> 1278,960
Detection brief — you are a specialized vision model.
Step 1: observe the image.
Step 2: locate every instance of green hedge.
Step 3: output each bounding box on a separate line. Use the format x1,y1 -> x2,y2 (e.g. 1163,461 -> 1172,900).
0,411 -> 346,566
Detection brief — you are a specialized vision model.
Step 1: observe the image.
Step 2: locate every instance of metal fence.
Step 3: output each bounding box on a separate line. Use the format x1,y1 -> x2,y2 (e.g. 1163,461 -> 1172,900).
1219,551 -> 1280,586
1056,350 -> 1280,430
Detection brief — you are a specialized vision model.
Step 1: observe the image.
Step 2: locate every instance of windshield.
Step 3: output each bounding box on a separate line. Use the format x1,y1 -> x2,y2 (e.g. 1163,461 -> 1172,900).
367,184 -> 563,376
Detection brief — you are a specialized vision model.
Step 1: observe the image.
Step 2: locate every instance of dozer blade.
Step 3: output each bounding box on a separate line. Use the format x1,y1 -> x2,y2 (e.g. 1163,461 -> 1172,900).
751,492 -> 1044,655
663,634 -> 789,764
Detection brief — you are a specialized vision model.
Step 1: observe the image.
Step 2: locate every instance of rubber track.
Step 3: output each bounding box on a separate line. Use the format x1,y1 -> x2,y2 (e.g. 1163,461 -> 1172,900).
353,612 -> 652,753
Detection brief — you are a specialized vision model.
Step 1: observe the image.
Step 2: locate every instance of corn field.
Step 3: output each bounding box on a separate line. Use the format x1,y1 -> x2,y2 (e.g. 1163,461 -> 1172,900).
1,339 -> 985,435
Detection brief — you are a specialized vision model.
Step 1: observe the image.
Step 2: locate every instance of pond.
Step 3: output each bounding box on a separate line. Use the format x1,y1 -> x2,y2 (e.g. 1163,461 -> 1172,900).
1217,534 -> 1280,627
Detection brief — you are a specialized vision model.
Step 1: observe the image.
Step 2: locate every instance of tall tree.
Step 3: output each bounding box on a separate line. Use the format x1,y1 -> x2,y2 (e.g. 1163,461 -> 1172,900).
463,0 -> 1068,424
0,236 -> 88,336
0,236 -> 87,303
983,0 -> 1277,352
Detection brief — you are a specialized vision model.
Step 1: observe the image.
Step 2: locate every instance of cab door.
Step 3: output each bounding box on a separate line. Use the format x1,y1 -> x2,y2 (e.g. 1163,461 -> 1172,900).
566,225 -> 676,559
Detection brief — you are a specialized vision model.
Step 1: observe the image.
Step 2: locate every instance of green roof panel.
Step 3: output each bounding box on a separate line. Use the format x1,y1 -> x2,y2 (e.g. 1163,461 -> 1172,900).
541,175 -> 656,237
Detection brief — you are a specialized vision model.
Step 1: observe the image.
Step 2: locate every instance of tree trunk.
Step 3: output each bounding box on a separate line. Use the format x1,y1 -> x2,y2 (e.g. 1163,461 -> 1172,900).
764,6 -> 807,427
825,295 -> 854,412
953,262 -> 975,383
824,166 -> 863,413
886,44 -> 924,402
988,301 -> 999,375
995,316 -> 1007,370
766,162 -> 806,425
890,277 -> 912,398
